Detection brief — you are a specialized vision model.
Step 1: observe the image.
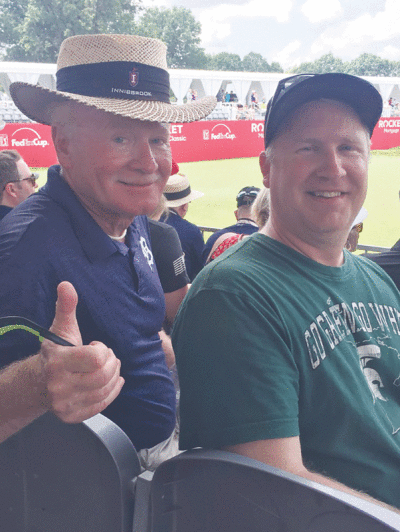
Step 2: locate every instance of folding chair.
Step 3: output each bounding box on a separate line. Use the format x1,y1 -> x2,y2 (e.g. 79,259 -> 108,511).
151,449 -> 400,532
0,412 -> 144,532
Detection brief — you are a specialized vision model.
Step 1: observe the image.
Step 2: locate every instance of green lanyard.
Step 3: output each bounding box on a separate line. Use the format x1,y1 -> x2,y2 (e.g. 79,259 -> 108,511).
0,317 -> 74,347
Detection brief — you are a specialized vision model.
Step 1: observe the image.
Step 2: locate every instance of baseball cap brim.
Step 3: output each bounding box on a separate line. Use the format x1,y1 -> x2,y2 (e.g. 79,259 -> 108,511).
264,73 -> 383,148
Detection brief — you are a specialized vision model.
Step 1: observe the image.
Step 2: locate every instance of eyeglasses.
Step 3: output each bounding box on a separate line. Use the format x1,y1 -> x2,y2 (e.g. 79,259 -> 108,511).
3,173 -> 39,190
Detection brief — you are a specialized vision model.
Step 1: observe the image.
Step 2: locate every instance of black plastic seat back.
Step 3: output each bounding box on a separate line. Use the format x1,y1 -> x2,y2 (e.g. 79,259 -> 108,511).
151,449 -> 400,532
0,412 -> 141,532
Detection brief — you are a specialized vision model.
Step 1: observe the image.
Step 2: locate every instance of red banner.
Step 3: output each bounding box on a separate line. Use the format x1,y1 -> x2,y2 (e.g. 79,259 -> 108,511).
0,123 -> 57,167
170,121 -> 265,162
0,119 -> 399,167
371,118 -> 400,150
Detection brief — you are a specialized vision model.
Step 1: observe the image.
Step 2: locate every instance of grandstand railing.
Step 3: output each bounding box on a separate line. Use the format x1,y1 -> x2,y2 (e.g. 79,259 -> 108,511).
199,225 -> 390,256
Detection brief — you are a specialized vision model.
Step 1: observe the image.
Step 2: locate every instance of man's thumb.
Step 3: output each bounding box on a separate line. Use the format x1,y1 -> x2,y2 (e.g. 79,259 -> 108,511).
50,281 -> 82,346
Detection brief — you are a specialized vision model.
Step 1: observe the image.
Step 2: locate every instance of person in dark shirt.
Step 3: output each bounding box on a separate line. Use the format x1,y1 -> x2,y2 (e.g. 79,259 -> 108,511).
369,239 -> 400,289
0,149 -> 38,220
202,185 -> 260,264
0,33 -> 215,447
162,173 -> 205,281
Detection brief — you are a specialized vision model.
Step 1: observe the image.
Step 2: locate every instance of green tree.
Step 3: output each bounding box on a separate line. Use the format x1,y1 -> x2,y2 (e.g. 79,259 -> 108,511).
242,52 -> 269,72
291,53 -> 346,74
135,6 -> 207,69
345,53 -> 397,77
207,52 -> 242,71
269,61 -> 284,73
0,0 -> 141,62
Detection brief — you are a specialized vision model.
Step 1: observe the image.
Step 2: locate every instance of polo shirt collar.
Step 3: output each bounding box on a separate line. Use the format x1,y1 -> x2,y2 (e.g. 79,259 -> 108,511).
42,165 -> 136,262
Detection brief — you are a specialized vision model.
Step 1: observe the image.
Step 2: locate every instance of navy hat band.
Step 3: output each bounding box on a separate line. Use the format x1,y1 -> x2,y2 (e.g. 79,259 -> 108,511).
164,186 -> 191,201
56,61 -> 170,103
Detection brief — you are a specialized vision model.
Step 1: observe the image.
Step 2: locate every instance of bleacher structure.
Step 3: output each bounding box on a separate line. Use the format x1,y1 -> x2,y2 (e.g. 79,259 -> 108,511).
0,97 -> 31,123
1,412 -> 400,532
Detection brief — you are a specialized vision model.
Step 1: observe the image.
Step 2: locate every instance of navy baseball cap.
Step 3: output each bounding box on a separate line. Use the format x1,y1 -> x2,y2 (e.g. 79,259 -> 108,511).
236,186 -> 260,207
264,73 -> 383,148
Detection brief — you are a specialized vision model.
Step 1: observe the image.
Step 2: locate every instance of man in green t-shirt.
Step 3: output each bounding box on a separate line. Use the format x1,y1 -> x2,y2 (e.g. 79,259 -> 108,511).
172,73 -> 400,512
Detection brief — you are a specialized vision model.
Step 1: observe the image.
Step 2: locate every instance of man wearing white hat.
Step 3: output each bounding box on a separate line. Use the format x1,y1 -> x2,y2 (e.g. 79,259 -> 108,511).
0,34 -> 215,447
163,173 -> 205,281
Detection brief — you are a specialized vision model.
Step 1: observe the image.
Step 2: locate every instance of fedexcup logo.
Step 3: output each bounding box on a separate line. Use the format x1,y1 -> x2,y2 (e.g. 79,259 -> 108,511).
0,134 -> 8,147
11,128 -> 48,148
129,68 -> 139,87
210,123 -> 235,140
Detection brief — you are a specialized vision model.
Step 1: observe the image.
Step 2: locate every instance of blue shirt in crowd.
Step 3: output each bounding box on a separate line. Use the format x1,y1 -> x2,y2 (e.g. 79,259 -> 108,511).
0,166 -> 176,451
202,220 -> 259,264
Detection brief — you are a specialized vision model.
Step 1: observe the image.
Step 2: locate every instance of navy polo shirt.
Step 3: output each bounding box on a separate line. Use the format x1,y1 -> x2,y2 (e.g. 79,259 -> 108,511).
0,165 -> 176,451
0,205 -> 12,221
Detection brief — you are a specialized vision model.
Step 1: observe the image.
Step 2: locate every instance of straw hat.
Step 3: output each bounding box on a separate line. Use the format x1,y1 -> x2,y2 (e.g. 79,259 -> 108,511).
164,173 -> 203,208
10,34 -> 217,125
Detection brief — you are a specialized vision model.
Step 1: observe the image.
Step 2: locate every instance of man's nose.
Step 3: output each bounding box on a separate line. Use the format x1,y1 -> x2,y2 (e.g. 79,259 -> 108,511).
318,148 -> 346,178
130,141 -> 158,173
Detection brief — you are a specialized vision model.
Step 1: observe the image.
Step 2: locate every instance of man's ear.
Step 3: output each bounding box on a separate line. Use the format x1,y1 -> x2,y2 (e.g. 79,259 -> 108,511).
259,151 -> 271,188
51,125 -> 71,168
234,209 -> 239,220
3,182 -> 18,198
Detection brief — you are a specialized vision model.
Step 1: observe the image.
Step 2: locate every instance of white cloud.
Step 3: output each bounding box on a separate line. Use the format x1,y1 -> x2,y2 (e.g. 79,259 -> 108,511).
199,0 -> 293,45
272,40 -> 302,68
301,0 -> 342,24
310,0 -> 400,56
380,45 -> 400,61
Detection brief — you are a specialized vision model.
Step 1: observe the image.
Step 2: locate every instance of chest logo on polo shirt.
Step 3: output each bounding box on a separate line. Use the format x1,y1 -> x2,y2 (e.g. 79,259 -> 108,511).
139,236 -> 154,271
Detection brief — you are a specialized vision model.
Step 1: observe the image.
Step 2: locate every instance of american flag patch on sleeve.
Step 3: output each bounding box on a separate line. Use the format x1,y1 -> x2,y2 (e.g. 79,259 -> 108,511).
173,255 -> 186,276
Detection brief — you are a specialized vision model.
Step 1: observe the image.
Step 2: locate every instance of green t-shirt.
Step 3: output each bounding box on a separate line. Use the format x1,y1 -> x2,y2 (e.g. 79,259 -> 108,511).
172,233 -> 400,508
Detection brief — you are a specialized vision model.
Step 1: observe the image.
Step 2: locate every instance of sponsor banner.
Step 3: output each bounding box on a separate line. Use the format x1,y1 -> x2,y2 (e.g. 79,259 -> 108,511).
0,123 -> 57,167
0,119 -> 399,168
371,118 -> 400,150
170,121 -> 265,163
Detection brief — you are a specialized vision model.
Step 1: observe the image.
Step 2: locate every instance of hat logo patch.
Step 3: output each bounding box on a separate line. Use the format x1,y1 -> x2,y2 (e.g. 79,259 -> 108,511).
129,68 -> 139,88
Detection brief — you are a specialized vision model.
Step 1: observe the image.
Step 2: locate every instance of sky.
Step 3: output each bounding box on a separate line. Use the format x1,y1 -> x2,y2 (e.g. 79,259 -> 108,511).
141,0 -> 400,70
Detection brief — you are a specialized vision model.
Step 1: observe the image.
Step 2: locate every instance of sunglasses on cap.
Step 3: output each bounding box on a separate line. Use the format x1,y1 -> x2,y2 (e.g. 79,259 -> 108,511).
3,173 -> 39,190
264,74 -> 315,145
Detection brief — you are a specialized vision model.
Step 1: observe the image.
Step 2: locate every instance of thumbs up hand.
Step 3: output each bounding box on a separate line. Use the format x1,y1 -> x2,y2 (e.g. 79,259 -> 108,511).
40,281 -> 124,423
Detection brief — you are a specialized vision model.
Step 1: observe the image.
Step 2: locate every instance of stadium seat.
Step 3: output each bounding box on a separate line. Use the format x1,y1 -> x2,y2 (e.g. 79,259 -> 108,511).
151,449 -> 400,532
0,412 -> 146,532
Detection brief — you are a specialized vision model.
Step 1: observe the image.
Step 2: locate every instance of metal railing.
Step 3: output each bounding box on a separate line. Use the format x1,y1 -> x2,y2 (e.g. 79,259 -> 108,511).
198,225 -> 390,256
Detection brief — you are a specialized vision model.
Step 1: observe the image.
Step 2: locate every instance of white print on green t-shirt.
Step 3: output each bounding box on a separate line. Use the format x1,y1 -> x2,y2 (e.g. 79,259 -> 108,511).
305,300 -> 400,370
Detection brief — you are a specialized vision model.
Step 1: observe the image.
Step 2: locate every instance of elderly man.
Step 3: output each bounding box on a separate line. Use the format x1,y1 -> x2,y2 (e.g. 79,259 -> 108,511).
0,149 -> 38,220
172,73 -> 400,511
0,34 -> 215,448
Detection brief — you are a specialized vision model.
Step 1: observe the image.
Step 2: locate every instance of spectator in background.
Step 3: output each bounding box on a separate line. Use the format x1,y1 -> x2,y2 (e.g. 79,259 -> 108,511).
202,186 -> 260,264
162,173 -> 205,281
369,240 -> 400,290
345,207 -> 367,252
0,150 -> 38,220
206,187 -> 270,264
250,90 -> 258,108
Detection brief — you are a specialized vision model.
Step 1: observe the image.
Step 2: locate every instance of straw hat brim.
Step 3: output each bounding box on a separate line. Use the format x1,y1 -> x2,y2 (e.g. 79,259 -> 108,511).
10,82 -> 217,125
166,190 -> 204,208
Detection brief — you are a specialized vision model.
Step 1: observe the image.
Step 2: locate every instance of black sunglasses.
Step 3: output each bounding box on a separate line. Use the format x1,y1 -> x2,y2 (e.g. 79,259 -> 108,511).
3,173 -> 39,190
264,74 -> 316,145
0,316 -> 74,347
